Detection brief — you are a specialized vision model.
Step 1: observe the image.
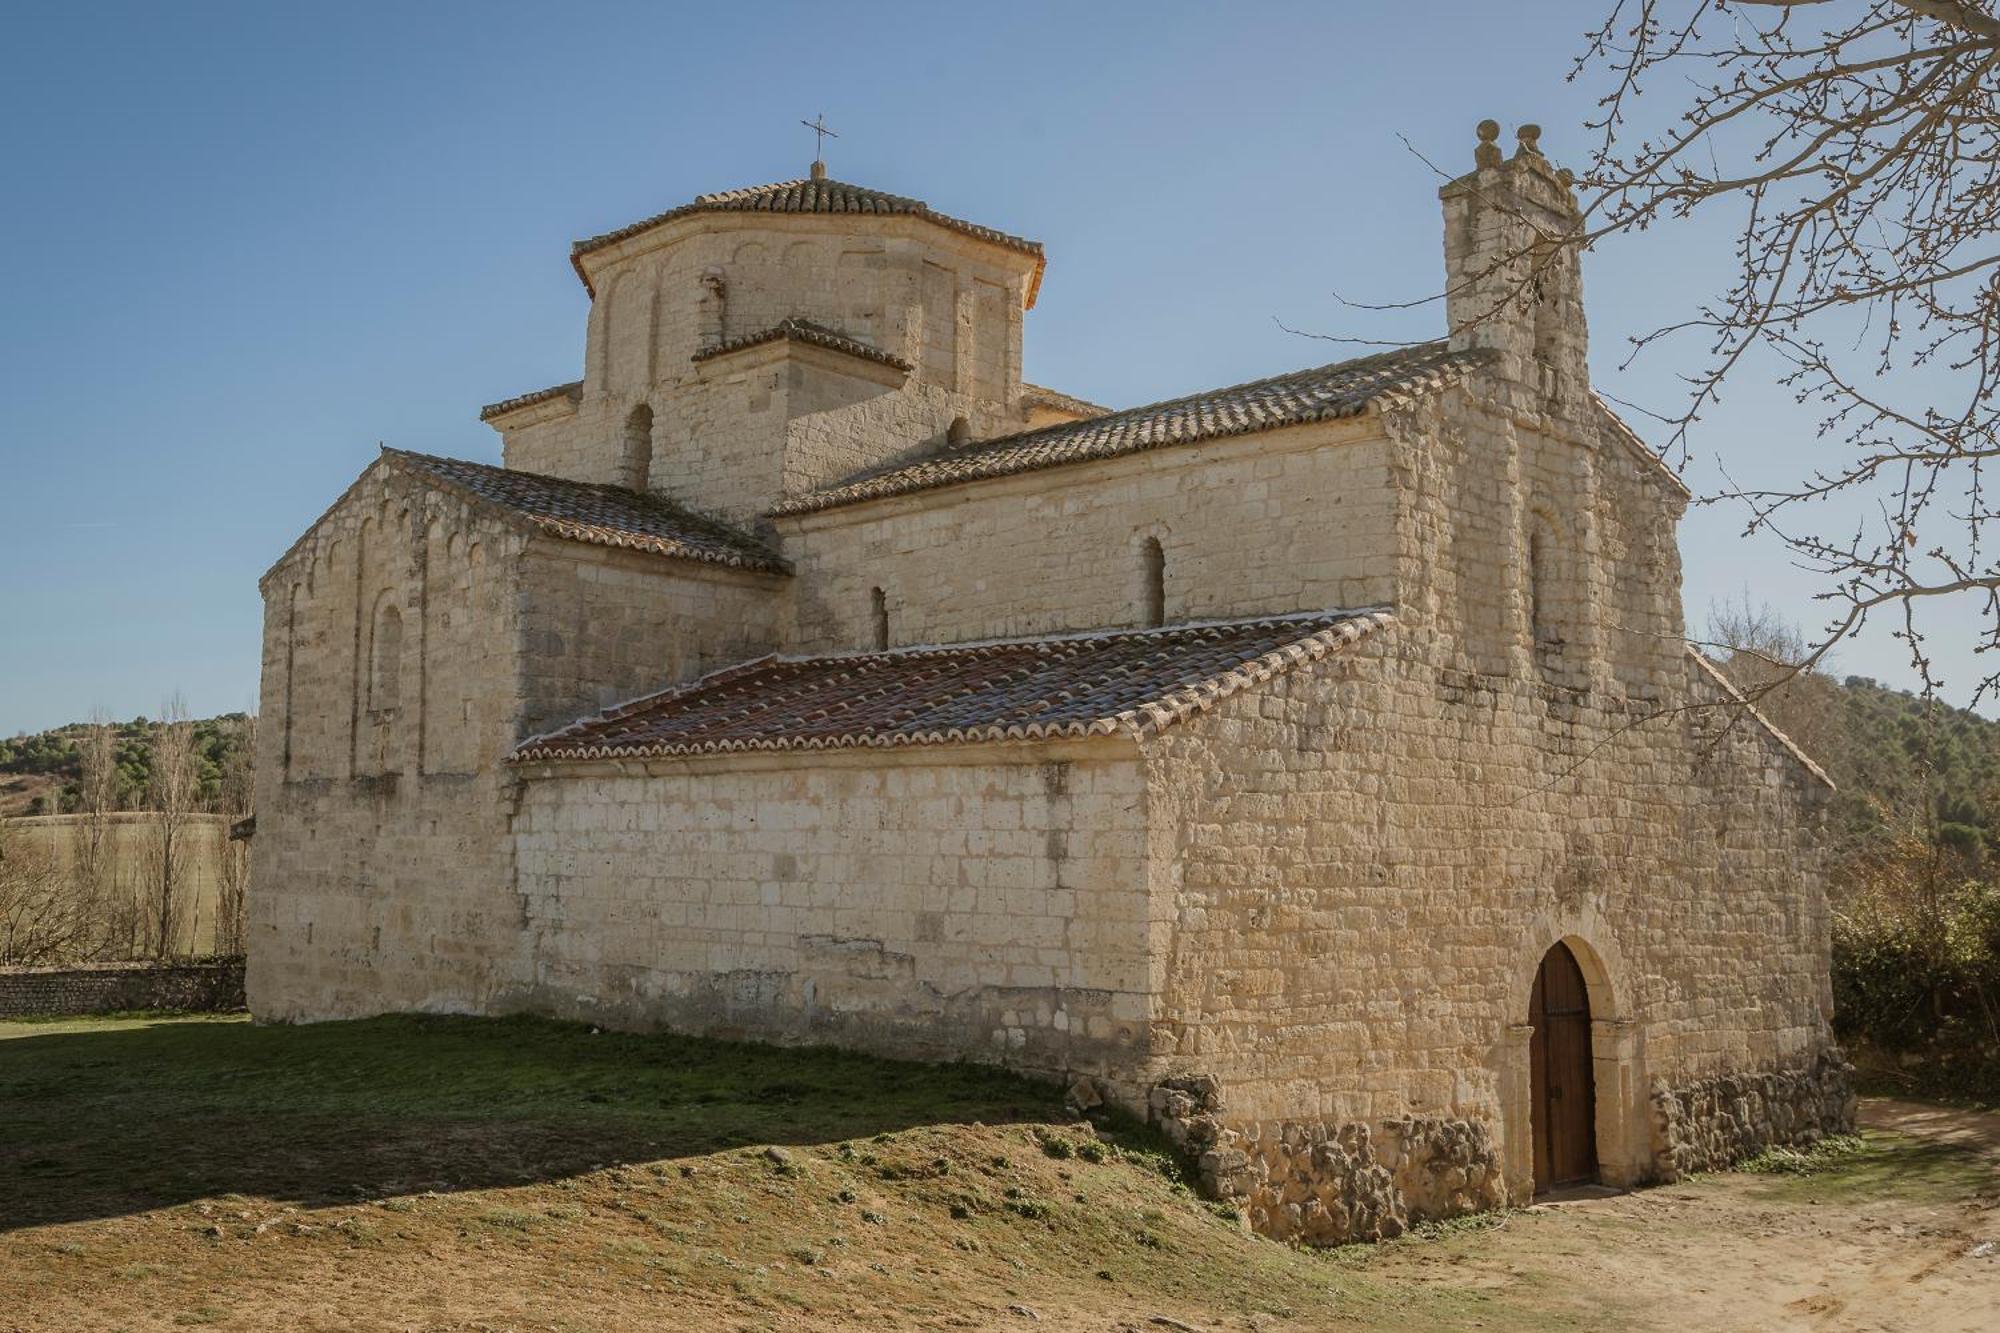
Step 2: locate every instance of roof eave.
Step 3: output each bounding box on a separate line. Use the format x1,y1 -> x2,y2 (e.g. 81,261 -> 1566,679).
507,608 -> 1393,767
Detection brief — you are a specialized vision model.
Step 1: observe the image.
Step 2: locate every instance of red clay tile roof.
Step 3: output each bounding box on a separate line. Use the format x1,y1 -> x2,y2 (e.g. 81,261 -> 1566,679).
479,379 -> 583,422
772,342 -> 1491,517
692,319 -> 912,371
570,176 -> 1046,306
512,609 -> 1388,762
383,450 -> 787,574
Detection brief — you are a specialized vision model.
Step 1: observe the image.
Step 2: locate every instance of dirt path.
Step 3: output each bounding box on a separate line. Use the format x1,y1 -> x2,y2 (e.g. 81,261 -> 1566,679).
1344,1099 -> 2000,1332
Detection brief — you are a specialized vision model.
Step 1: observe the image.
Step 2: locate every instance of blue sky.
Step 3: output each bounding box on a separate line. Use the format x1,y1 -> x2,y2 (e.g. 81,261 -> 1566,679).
0,1 -> 1978,734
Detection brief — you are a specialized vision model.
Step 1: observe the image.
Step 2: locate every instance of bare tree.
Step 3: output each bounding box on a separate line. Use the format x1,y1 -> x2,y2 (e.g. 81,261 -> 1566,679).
0,817 -> 84,965
66,710 -> 119,959
1705,592 -> 1849,764
215,712 -> 255,956
145,696 -> 200,959
1566,1 -> 2000,700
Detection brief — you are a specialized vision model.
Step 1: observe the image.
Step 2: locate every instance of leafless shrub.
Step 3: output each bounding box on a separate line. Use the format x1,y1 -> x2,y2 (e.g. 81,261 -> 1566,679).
145,696 -> 200,959
215,712 -> 255,955
0,818 -> 84,965
1705,592 -> 1847,763
66,710 -> 120,959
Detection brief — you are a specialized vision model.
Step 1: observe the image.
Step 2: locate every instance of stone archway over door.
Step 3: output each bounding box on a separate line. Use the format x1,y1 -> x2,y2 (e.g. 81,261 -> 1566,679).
1530,940 -> 1598,1189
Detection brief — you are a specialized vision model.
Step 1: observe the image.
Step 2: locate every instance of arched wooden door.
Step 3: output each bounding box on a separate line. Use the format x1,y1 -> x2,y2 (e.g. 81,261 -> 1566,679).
1529,941 -> 1597,1190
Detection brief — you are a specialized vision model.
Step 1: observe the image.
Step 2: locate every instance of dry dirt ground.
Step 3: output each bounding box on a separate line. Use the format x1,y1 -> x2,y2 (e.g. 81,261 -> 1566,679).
1,1014 -> 1995,1332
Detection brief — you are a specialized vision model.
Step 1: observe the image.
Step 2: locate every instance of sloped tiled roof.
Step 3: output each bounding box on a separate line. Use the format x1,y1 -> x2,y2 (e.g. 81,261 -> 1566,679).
691,318 -> 912,371
382,450 -> 787,574
1020,383 -> 1109,419
773,341 -> 1491,517
512,609 -> 1388,762
570,176 -> 1046,304
479,379 -> 583,422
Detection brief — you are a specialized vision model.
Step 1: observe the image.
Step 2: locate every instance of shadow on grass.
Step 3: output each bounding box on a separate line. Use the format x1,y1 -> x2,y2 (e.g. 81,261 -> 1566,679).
0,1013 -> 1074,1232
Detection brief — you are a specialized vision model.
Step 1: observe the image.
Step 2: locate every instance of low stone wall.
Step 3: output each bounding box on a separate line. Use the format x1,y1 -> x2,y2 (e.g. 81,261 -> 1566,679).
1153,1051 -> 1855,1245
1649,1048 -> 1858,1180
0,958 -> 246,1019
1149,1075 -> 1507,1245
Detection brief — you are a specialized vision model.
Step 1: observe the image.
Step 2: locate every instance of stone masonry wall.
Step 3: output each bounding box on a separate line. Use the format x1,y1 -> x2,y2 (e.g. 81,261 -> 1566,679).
1651,1048 -> 1857,1180
778,420 -> 1398,654
1140,611 -> 1839,1238
501,215 -> 1032,508
251,463 -> 532,1021
0,958 -> 246,1019
516,538 -> 783,738
508,744 -> 1162,1088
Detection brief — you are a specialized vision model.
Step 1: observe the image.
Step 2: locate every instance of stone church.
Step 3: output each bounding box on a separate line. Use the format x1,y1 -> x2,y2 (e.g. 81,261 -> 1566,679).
250,122 -> 1852,1243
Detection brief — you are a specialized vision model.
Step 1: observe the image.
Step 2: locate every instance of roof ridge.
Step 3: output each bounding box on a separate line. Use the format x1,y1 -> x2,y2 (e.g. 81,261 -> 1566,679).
992,340 -> 1447,448
771,341 -> 1486,517
379,449 -> 789,574
569,174 -> 1045,304
1687,650 -> 1835,789
479,379 -> 582,422
692,176 -> 929,211
690,318 -> 912,371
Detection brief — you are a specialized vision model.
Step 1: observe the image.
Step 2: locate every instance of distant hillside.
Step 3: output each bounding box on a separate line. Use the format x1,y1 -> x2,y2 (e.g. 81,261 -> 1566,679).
8,674 -> 1994,843
0,714 -> 252,817
1829,675 -> 2000,858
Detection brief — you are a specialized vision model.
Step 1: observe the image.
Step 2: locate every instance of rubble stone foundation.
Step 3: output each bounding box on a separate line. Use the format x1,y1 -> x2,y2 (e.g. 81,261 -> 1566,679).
1650,1049 -> 1857,1181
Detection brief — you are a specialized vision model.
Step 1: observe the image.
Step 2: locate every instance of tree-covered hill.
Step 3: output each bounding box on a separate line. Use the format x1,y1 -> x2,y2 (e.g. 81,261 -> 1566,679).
1829,675 -> 2000,860
0,714 -> 253,816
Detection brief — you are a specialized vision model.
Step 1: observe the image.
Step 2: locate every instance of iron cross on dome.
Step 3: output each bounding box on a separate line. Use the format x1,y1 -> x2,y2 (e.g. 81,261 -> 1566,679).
801,113 -> 838,179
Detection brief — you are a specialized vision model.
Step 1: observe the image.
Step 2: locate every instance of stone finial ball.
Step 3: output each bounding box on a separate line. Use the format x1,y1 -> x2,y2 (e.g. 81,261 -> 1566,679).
1517,123 -> 1542,147
1476,119 -> 1500,142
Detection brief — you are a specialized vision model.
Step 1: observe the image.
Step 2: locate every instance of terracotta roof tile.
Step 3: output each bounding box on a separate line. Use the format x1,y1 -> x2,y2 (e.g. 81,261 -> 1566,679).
570,176 -> 1046,304
478,379 -> 582,422
382,450 -> 787,574
513,609 -> 1388,762
692,319 -> 911,371
772,342 -> 1491,516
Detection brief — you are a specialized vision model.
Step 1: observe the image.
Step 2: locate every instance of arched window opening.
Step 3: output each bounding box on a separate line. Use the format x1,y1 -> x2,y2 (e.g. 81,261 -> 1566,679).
946,416 -> 971,447
869,587 -> 890,652
1528,522 -> 1557,652
1141,537 -> 1166,628
370,599 -> 403,712
620,403 -> 654,491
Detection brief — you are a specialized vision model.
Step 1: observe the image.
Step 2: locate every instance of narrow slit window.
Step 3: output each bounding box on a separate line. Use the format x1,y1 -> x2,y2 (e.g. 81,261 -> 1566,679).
1141,537 -> 1166,627
1529,525 -> 1554,649
621,403 -> 654,491
870,587 -> 890,652
370,600 -> 403,712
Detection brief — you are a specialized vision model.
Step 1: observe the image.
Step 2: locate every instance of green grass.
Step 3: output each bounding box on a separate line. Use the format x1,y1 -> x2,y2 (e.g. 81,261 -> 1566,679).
1741,1129 -> 1997,1206
35,1014 -> 1984,1332
0,1011 -> 1605,1331
0,1010 -> 1114,1230
1739,1134 -> 1869,1177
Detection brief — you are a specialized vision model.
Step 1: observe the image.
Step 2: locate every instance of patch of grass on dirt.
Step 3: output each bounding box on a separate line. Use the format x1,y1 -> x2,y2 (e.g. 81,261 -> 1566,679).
1740,1134 -> 1868,1177
0,1011 -> 1582,1331
1742,1129 -> 1996,1206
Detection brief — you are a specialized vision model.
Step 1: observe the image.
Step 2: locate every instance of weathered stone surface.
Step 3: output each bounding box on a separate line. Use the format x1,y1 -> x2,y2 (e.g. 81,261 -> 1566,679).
1650,1048 -> 1857,1181
252,134 -> 1848,1244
